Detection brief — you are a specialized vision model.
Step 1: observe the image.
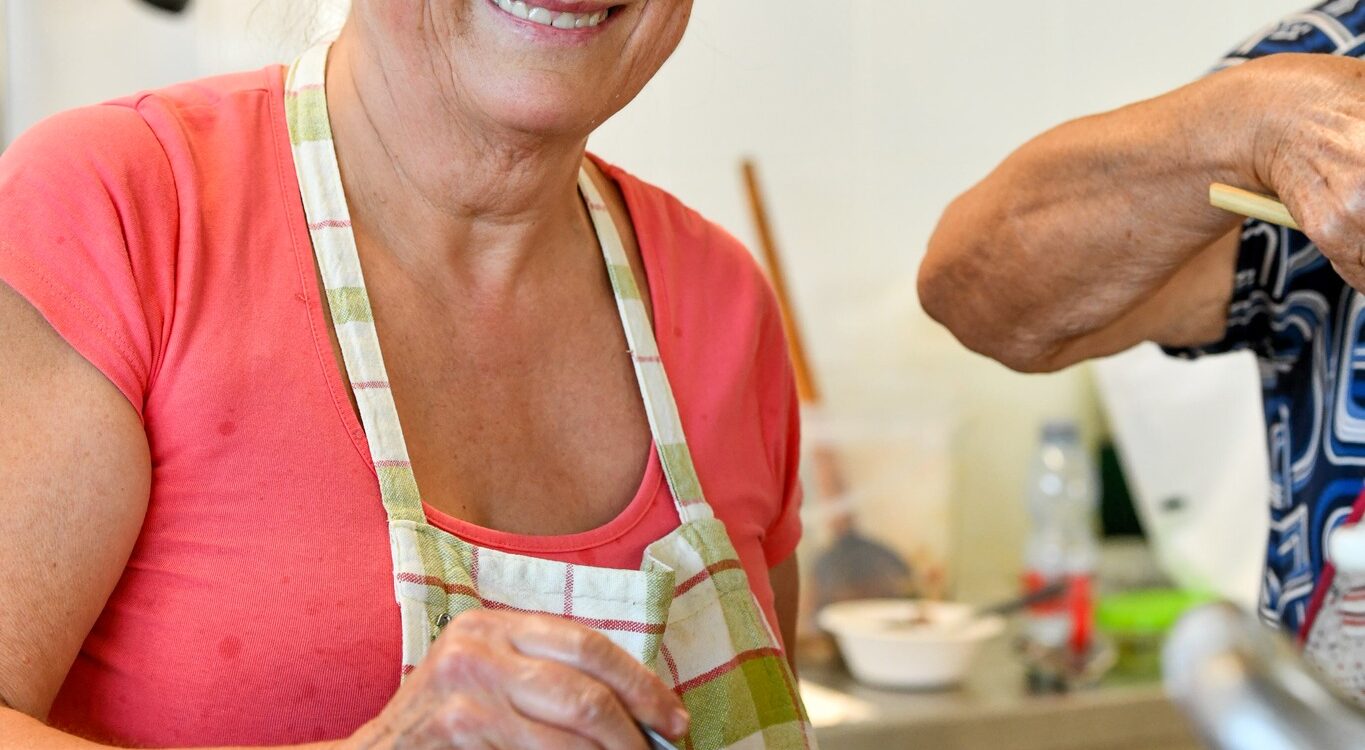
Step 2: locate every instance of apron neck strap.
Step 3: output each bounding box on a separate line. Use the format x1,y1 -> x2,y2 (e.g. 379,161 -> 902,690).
576,171 -> 713,525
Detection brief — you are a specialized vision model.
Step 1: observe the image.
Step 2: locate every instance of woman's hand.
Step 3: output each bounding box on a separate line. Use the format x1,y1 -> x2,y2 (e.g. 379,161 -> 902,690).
1250,53 -> 1365,292
345,609 -> 689,750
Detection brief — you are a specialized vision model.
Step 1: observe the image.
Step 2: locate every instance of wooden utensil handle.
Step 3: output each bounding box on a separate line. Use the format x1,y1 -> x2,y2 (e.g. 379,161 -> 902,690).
742,160 -> 821,404
1209,183 -> 1300,230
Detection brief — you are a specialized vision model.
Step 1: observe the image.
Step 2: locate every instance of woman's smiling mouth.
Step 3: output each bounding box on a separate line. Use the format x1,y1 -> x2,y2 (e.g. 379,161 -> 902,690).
490,0 -> 614,30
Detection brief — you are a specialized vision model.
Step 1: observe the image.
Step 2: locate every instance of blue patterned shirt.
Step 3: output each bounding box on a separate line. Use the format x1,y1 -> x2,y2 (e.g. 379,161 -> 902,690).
1173,0 -> 1365,633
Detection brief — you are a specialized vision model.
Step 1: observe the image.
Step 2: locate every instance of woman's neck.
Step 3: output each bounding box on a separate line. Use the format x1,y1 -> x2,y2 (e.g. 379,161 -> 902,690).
324,26 -> 593,287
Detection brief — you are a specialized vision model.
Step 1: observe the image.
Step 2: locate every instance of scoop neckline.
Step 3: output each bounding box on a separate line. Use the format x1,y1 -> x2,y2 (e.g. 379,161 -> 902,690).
275,65 -> 679,555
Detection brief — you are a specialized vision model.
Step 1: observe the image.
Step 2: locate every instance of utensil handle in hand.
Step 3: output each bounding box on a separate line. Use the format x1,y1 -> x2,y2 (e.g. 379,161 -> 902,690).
639,723 -> 681,750
1209,183 -> 1300,230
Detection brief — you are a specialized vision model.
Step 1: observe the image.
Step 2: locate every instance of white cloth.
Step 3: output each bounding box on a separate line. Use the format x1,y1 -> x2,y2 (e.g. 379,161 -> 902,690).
1094,344 -> 1268,610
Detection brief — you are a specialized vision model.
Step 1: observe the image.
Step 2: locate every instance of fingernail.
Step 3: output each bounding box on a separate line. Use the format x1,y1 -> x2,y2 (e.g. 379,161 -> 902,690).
670,709 -> 691,736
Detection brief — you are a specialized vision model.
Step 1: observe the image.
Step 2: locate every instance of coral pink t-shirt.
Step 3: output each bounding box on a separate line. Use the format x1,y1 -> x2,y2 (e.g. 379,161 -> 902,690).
0,66 -> 802,747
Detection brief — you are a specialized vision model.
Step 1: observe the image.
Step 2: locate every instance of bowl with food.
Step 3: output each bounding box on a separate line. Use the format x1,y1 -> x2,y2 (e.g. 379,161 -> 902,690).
817,599 -> 1005,689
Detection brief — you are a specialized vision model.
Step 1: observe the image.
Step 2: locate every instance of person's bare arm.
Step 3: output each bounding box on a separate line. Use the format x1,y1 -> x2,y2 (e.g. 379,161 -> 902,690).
0,289 -> 343,749
920,53 -> 1365,373
0,281 -> 152,726
769,555 -> 800,672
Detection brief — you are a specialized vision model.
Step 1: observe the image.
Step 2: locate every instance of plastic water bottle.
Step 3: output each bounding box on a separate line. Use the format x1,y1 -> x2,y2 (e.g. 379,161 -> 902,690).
1021,421 -> 1099,689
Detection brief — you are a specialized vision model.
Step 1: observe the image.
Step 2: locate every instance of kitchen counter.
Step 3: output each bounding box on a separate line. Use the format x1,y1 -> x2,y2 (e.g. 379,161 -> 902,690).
800,639 -> 1203,750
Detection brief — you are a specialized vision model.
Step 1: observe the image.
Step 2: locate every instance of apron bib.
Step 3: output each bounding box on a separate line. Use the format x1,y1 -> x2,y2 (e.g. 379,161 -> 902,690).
284,44 -> 815,749
1301,488 -> 1365,702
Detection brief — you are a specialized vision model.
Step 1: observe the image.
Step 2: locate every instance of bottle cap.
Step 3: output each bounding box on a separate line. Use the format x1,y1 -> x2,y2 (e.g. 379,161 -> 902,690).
1041,420 -> 1080,443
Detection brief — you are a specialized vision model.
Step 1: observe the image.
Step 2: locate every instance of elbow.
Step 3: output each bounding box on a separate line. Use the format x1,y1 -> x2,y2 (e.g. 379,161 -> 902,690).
918,237 -> 1069,375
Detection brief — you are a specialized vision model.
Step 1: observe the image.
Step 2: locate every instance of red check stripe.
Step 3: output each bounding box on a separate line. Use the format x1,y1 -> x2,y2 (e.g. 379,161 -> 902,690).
674,560 -> 742,597
659,644 -> 693,750
308,218 -> 352,230
396,573 -> 665,635
660,643 -> 682,687
564,567 -> 575,617
353,380 -> 390,390
674,646 -> 785,694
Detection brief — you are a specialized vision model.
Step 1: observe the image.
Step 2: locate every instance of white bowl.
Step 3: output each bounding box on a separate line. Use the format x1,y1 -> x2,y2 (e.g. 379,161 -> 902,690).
817,599 -> 1005,689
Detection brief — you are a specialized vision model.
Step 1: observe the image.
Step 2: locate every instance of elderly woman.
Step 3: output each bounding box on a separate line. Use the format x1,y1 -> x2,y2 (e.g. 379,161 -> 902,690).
0,2 -> 811,749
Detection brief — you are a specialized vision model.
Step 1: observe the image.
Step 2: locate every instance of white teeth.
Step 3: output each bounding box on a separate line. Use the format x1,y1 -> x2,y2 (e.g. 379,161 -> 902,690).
494,0 -> 610,29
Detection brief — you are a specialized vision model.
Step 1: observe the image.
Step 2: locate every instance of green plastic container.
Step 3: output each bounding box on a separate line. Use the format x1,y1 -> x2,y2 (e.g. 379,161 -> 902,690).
1097,589 -> 1215,680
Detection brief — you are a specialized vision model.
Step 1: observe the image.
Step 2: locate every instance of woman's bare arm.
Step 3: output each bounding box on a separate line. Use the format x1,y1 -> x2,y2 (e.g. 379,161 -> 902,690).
0,281 -> 156,746
0,282 -> 151,720
919,53 -> 1365,372
769,555 -> 800,671
0,287 -> 340,750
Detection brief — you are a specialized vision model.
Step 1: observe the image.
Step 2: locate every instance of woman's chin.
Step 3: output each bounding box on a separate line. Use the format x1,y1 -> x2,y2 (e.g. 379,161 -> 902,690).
477,89 -> 615,141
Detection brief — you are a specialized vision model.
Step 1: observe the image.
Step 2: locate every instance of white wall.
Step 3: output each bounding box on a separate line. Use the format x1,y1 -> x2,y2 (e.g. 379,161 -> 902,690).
588,0 -> 1306,600
3,0 -> 345,139
4,0 -> 1309,600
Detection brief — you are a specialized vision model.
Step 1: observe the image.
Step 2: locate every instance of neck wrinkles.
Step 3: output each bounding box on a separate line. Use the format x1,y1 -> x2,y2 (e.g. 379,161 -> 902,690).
324,26 -> 593,283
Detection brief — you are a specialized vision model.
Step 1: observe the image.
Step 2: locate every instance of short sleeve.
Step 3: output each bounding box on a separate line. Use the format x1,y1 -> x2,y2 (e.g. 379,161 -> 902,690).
756,289 -> 804,567
1164,221 -> 1341,362
0,104 -> 178,418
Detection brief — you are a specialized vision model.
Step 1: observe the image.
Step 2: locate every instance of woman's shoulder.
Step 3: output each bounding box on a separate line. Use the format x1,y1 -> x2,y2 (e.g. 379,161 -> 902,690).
595,156 -> 792,388
5,66 -> 285,182
0,66 -> 289,415
595,157 -> 775,307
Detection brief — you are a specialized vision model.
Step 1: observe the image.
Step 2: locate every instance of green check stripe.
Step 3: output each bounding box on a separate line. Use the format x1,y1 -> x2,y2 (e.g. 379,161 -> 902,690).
658,443 -> 703,502
682,652 -> 805,747
606,263 -> 642,301
377,465 -> 424,522
285,86 -> 332,144
326,287 -> 373,325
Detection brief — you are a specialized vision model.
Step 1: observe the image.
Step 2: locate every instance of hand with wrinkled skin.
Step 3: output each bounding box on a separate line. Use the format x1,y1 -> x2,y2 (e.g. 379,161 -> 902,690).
344,610 -> 689,750
1253,53 -> 1365,293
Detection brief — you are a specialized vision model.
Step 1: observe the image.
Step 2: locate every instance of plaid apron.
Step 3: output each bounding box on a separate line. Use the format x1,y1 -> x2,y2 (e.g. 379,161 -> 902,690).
284,44 -> 815,749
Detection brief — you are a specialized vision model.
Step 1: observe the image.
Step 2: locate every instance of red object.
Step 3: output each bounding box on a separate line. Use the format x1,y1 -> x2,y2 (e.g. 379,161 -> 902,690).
1022,571 -> 1093,655
0,67 -> 803,746
1067,574 -> 1095,655
1300,489 -> 1365,644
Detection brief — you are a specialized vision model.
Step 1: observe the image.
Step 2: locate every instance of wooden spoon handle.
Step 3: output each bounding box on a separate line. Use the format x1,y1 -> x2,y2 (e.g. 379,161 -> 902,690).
742,159 -> 821,404
1210,183 -> 1300,230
